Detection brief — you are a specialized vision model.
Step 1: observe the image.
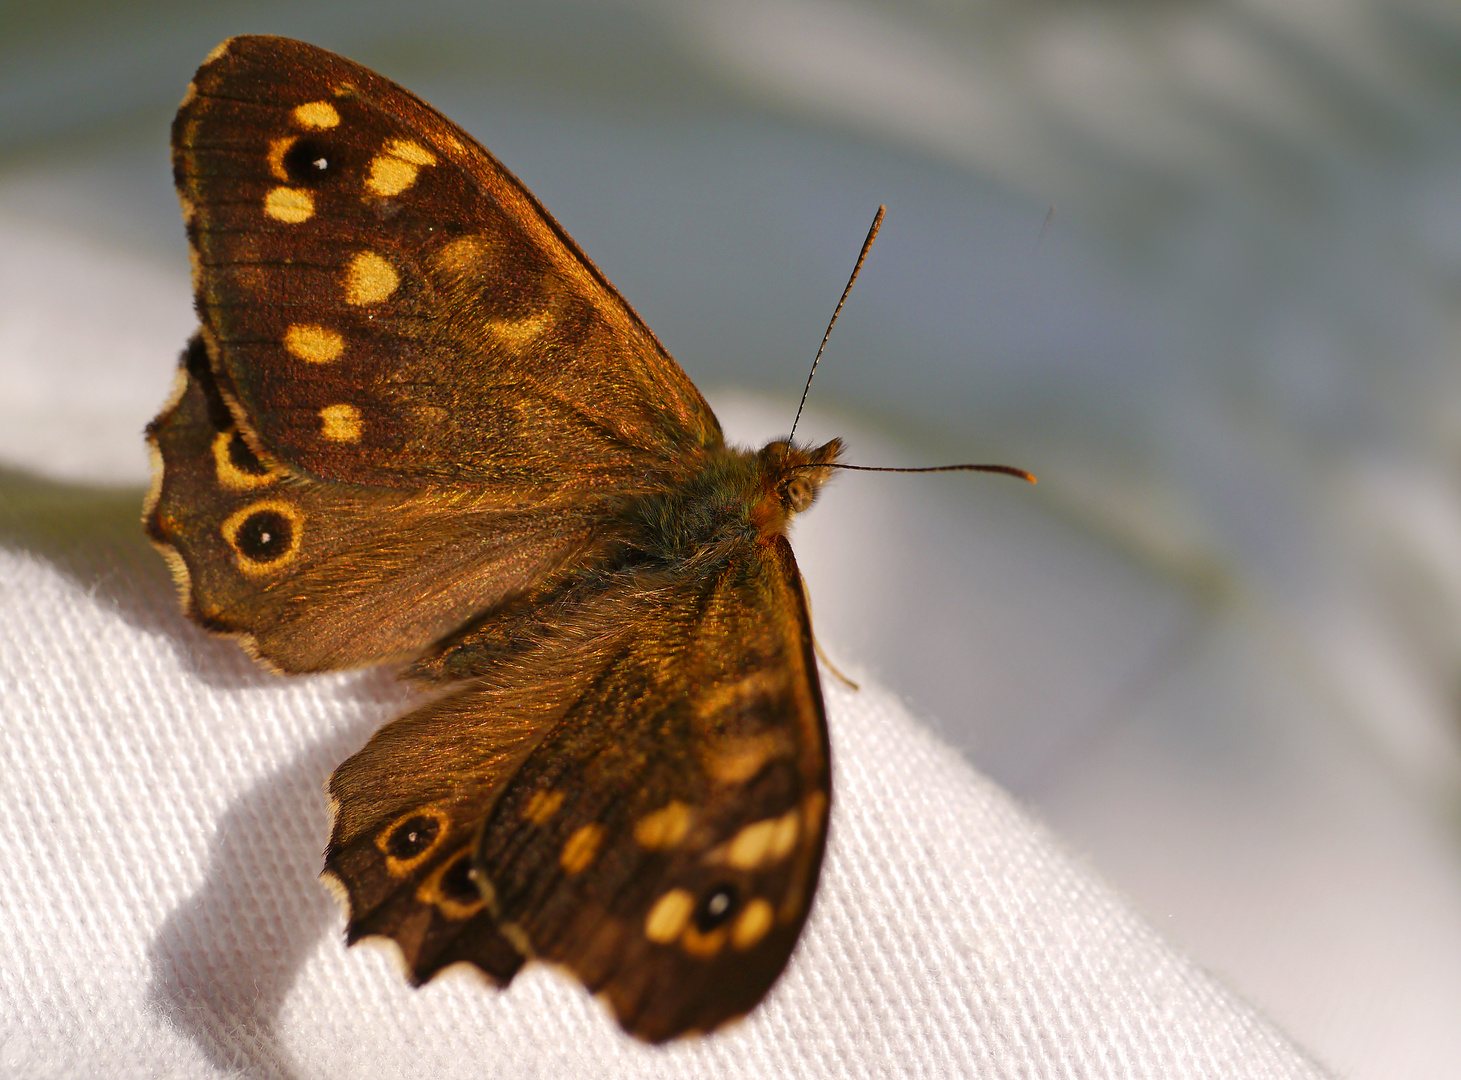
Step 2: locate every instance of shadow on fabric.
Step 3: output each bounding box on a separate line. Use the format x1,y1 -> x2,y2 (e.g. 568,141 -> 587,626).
144,703 -> 388,1080
0,465 -> 409,1075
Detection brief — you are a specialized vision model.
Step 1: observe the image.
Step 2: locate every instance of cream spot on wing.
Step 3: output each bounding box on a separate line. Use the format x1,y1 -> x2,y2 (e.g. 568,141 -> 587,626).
731,898 -> 774,950
179,82 -> 197,108
498,921 -> 534,957
700,731 -> 795,786
490,309 -> 554,350
560,823 -> 604,875
364,140 -> 437,195
264,186 -> 314,223
724,819 -> 779,870
203,40 -> 231,64
768,808 -> 800,862
284,324 -> 344,364
188,244 -> 203,293
644,889 -> 694,944
523,789 -> 565,826
366,158 -> 417,196
705,808 -> 800,872
319,404 -> 361,442
178,196 -> 195,224
343,252 -> 398,305
292,100 -> 340,130
695,670 -> 787,721
633,801 -> 692,850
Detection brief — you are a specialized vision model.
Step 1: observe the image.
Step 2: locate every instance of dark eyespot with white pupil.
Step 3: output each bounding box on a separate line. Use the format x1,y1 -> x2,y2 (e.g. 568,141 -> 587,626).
695,883 -> 739,933
235,509 -> 292,561
283,136 -> 334,185
440,856 -> 481,903
386,815 -> 439,859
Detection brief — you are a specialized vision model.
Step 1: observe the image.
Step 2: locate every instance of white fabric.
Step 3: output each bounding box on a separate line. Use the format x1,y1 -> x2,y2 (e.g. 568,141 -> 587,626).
0,476 -> 1328,1078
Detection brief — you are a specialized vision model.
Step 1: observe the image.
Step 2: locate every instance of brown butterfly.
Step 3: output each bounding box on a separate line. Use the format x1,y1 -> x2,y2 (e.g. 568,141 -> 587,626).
146,35 -> 1028,1043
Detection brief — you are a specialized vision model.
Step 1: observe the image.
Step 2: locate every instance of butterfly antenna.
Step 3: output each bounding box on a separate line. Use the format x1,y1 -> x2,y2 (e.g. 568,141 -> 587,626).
788,204 -> 886,443
828,462 -> 1036,483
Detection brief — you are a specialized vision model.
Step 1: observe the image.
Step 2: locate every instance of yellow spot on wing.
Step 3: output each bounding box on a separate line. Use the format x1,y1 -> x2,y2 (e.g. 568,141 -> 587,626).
264,186 -> 314,223
387,139 -> 436,166
293,100 -> 340,130
717,808 -> 800,870
203,40 -> 231,65
319,404 -> 361,442
179,82 -> 197,108
680,921 -> 727,959
416,853 -> 486,921
284,325 -> 343,364
725,819 -> 776,870
696,670 -> 787,721
769,808 -> 800,861
731,898 -> 774,950
634,801 -> 692,850
344,252 -> 398,305
210,431 -> 274,491
701,731 -> 794,786
267,137 -> 297,181
365,139 -> 437,196
560,823 -> 604,875
523,789 -> 564,825
645,889 -> 694,944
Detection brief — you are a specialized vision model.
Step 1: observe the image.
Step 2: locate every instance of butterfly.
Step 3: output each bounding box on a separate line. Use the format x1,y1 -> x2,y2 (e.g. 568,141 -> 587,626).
145,34 -> 840,1043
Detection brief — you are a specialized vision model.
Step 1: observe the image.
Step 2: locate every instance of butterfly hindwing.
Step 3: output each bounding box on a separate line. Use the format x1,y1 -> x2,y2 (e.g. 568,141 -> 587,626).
176,35 -> 722,492
324,535 -> 830,1041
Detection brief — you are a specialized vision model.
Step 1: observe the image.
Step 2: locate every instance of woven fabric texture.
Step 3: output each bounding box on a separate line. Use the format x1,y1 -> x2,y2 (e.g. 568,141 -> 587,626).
0,489 -> 1329,1079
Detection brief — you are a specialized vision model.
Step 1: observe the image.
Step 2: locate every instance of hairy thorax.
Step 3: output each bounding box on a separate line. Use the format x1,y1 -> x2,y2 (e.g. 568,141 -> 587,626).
633,438 -> 844,560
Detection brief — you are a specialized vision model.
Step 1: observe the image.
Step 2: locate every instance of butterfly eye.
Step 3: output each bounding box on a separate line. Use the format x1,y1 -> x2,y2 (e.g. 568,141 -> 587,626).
784,476 -> 814,513
282,136 -> 335,185
694,883 -> 740,933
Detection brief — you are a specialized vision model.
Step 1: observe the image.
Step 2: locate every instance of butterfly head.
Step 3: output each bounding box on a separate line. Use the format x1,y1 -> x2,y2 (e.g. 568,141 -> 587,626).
754,437 -> 843,534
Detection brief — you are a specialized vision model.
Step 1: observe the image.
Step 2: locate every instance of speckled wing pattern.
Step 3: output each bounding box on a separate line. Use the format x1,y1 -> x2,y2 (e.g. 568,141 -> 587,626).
147,36 -> 832,1041
324,533 -> 829,1041
172,34 -> 721,492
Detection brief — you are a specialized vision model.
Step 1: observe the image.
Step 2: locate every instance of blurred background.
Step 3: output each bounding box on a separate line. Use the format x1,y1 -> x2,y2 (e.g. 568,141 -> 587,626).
2,1 -> 1460,1076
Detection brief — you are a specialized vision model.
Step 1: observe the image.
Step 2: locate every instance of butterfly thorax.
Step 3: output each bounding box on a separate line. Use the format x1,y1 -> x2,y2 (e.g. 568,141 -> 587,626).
628,438 -> 842,562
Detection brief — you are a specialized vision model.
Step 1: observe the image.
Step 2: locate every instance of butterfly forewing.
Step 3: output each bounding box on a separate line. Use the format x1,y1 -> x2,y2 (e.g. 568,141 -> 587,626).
145,337 -> 629,672
176,36 -> 722,492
